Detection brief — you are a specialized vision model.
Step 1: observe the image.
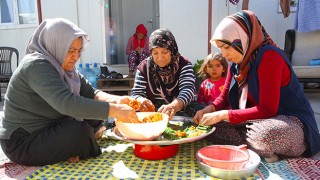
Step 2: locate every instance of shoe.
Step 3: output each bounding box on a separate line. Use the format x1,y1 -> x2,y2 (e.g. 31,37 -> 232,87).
100,66 -> 111,79
116,73 -> 123,79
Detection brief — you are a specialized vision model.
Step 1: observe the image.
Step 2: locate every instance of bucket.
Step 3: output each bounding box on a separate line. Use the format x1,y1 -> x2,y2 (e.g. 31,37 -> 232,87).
134,144 -> 179,160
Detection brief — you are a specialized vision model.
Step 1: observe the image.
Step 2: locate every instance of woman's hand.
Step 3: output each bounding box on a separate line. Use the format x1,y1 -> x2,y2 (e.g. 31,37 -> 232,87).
195,110 -> 229,126
158,104 -> 176,119
109,103 -> 139,123
116,96 -> 134,105
193,105 -> 215,124
136,47 -> 142,54
137,97 -> 155,112
94,92 -> 133,105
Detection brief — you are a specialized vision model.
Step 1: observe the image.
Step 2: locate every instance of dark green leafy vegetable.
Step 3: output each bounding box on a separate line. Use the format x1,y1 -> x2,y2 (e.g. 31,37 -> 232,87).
162,121 -> 211,140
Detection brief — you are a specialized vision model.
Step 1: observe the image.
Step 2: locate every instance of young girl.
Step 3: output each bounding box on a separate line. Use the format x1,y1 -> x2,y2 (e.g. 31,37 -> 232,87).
197,53 -> 228,105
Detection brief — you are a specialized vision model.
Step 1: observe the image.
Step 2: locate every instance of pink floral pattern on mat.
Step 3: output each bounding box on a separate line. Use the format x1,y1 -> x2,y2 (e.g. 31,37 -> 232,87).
259,153 -> 320,180
0,161 -> 40,179
0,155 -> 39,180
287,157 -> 320,179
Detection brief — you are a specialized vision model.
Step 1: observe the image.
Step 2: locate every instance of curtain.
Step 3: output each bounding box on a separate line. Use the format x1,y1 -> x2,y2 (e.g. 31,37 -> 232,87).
1,0 -> 13,23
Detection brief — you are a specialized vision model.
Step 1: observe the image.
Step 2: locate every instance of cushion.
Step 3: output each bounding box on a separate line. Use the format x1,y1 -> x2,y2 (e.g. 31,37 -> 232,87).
291,30 -> 320,66
292,66 -> 320,78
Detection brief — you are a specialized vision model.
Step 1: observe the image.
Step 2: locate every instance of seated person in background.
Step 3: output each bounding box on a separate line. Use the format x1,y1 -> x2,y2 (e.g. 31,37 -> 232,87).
197,53 -> 228,105
193,10 -> 320,162
0,18 -> 138,166
126,24 -> 150,78
131,28 -> 197,119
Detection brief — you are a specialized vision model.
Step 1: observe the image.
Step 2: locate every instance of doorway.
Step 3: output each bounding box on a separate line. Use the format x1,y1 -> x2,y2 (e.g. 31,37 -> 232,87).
107,0 -> 159,65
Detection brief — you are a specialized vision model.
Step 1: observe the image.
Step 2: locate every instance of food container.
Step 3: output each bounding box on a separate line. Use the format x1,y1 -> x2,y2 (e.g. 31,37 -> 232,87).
196,145 -> 249,170
134,144 -> 179,160
115,112 -> 169,141
195,148 -> 261,179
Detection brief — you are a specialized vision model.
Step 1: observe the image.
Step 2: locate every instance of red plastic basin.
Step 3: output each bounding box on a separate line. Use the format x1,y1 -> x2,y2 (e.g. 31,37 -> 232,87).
197,145 -> 249,170
134,144 -> 179,160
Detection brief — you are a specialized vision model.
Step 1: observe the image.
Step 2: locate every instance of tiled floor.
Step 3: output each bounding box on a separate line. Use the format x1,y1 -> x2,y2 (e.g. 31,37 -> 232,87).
0,90 -> 319,130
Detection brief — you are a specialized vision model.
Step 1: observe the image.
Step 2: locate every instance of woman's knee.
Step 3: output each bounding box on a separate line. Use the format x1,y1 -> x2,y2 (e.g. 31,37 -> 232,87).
67,121 -> 95,141
246,116 -> 306,157
129,51 -> 138,57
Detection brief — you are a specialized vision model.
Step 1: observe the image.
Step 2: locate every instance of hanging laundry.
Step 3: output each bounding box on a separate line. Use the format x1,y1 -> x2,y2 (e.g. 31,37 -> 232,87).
295,0 -> 320,32
280,0 -> 291,18
229,0 -> 239,5
242,0 -> 249,10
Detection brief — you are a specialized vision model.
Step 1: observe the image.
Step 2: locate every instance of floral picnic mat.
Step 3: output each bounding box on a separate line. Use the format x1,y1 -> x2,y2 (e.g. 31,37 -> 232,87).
2,137 -> 319,179
258,152 -> 320,180
25,139 -> 262,180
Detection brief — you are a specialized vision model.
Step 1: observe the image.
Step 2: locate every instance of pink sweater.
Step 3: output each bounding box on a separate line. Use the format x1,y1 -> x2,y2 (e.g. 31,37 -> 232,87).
126,36 -> 150,55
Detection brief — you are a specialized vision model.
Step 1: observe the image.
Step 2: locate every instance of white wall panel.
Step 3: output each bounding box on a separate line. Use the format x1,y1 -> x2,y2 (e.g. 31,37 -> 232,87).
159,0 -> 209,63
245,0 -> 295,49
0,0 -> 297,70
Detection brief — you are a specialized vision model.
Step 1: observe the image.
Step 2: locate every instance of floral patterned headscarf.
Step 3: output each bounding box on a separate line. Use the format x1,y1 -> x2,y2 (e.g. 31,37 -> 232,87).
211,10 -> 277,89
147,28 -> 181,102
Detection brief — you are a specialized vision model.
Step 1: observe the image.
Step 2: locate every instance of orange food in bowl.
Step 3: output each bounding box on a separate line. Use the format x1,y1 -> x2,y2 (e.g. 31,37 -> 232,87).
129,99 -> 155,112
115,112 -> 169,140
141,113 -> 162,123
129,99 -> 141,111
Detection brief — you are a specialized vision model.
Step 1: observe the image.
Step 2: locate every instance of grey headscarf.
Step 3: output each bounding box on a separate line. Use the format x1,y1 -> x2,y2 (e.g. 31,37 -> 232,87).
25,18 -> 89,95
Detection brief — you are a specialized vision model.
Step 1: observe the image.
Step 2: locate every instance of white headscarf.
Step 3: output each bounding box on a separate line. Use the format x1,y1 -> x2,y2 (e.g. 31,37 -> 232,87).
25,18 -> 89,95
210,17 -> 248,57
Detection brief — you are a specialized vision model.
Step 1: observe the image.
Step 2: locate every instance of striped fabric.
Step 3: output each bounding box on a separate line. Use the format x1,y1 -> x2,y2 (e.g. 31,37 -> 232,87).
131,62 -> 195,107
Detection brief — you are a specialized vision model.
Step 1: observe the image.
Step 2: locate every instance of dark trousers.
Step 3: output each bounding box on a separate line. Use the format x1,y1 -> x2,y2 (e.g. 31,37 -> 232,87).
0,118 -> 103,166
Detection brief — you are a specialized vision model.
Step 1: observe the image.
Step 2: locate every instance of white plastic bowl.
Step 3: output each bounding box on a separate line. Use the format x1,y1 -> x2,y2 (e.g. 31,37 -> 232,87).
115,112 -> 169,141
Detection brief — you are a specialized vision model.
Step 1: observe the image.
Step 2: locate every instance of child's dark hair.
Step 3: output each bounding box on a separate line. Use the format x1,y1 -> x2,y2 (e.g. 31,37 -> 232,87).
198,53 -> 228,79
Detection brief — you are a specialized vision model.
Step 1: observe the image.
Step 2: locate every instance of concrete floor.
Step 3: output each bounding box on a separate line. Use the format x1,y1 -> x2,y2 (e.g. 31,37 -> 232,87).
0,89 -> 319,131
304,90 -> 320,131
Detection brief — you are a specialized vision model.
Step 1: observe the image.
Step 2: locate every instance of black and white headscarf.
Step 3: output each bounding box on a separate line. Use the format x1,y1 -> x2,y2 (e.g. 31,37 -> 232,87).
147,29 -> 181,102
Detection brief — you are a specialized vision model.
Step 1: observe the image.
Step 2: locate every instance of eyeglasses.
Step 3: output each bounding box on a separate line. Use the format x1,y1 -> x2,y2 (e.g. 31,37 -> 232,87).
68,49 -> 82,56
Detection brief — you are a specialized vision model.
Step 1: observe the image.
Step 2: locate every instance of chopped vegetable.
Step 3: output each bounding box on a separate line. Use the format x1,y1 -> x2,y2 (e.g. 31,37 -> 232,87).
162,121 -> 211,140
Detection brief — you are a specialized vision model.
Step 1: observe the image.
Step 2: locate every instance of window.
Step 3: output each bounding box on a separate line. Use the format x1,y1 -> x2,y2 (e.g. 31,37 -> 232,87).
0,0 -> 38,28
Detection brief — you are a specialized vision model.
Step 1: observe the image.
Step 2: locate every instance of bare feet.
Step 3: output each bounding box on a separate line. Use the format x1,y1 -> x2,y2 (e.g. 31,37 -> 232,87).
264,154 -> 279,163
67,156 -> 80,163
95,125 -> 107,140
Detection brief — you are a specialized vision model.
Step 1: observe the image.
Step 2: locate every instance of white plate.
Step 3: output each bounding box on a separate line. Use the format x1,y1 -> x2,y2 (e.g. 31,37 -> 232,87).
110,116 -> 216,145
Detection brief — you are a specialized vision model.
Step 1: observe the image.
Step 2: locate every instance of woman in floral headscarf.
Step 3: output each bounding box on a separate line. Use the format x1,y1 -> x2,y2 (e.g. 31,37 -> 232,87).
131,28 -> 196,119
193,10 -> 320,162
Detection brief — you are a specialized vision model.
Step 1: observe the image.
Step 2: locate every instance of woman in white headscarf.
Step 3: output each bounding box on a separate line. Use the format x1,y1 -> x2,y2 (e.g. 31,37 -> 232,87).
0,18 -> 138,166
193,11 -> 320,162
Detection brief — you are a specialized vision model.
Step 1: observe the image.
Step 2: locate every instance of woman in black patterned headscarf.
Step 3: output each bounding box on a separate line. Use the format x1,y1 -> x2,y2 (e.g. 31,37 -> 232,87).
131,28 -> 197,119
